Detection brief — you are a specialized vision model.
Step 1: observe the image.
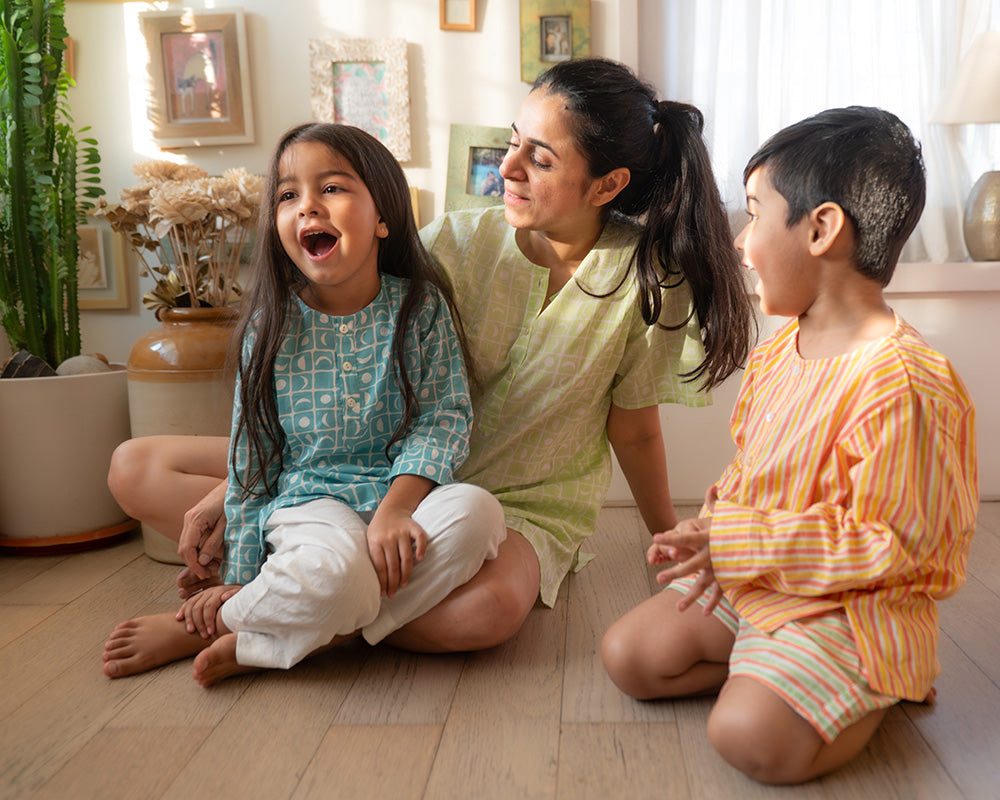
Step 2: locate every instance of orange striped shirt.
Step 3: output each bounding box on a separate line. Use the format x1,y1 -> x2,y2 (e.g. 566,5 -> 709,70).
710,314 -> 978,699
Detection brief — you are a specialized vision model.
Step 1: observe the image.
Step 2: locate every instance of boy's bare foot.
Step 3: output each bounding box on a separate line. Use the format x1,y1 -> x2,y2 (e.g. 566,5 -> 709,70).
192,633 -> 258,687
102,613 -> 211,678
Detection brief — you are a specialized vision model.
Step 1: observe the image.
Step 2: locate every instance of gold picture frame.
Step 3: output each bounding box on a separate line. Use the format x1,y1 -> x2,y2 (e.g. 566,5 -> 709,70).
140,8 -> 255,148
519,0 -> 591,83
444,124 -> 509,212
440,0 -> 477,31
309,38 -> 411,161
78,227 -> 129,310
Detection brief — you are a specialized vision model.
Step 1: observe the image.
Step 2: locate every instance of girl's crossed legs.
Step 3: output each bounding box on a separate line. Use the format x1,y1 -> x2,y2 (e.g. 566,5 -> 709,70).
104,436 -> 541,681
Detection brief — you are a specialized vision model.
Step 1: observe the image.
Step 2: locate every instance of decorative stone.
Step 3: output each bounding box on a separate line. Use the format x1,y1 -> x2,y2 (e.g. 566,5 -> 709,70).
56,354 -> 112,376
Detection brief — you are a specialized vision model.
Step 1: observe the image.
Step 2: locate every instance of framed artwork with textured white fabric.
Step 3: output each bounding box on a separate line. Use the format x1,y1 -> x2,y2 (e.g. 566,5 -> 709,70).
309,38 -> 411,162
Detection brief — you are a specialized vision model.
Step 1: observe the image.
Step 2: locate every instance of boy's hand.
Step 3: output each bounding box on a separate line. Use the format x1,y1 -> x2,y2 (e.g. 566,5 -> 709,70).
647,485 -> 723,614
177,584 -> 240,638
366,506 -> 428,599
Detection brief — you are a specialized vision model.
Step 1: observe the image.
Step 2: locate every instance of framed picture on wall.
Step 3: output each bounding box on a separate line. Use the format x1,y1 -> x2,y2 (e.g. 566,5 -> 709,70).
519,0 -> 590,83
78,226 -> 129,310
309,38 -> 411,161
444,124 -> 510,212
440,0 -> 477,31
139,8 -> 255,148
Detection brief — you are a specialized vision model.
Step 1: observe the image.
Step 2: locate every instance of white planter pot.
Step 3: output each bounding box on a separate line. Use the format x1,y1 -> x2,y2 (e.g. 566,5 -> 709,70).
0,365 -> 137,551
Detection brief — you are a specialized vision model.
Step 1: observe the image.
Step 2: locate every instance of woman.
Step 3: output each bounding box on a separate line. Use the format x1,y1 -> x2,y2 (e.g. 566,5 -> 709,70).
107,57 -> 754,663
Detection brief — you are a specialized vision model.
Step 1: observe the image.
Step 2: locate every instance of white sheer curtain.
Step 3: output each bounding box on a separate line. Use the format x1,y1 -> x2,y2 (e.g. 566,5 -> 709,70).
639,0 -> 1000,262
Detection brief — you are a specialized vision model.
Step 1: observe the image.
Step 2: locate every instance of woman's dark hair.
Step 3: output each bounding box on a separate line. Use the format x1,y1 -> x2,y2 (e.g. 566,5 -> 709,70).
232,122 -> 468,499
533,57 -> 755,388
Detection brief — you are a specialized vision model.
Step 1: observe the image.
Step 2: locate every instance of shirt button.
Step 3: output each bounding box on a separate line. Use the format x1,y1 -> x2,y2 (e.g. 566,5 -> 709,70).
347,398 -> 358,409
343,362 -> 353,372
765,412 -> 774,422
339,323 -> 350,334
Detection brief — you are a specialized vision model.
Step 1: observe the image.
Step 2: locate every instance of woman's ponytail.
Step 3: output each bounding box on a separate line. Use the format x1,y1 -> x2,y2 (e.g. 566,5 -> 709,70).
534,58 -> 755,389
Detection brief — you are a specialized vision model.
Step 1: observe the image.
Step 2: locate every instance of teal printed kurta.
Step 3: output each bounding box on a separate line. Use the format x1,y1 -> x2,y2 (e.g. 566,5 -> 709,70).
421,207 -> 709,605
222,275 -> 471,584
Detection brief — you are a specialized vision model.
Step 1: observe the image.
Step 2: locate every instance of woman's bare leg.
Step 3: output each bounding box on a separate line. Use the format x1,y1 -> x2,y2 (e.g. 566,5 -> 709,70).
384,530 -> 540,652
107,435 -> 229,541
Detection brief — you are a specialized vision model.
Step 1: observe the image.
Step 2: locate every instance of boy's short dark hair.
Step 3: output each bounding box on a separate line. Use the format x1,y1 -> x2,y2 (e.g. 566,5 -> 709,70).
744,106 -> 925,286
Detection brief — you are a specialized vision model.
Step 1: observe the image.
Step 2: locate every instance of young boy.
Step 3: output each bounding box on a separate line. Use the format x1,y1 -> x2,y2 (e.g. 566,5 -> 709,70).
601,107 -> 978,785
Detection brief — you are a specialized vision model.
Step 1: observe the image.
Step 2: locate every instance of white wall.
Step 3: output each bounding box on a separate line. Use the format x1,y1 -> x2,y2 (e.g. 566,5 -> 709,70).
54,1 -> 1000,503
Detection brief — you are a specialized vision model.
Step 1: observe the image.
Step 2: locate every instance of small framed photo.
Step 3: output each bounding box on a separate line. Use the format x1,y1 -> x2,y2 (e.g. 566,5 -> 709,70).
540,15 -> 572,62
445,124 -> 510,212
78,226 -> 129,310
139,8 -> 255,148
519,0 -> 591,83
309,38 -> 411,162
440,0 -> 477,31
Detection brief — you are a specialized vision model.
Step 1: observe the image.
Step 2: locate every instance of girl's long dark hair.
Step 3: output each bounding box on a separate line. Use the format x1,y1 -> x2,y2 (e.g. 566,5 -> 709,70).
533,58 -> 755,389
232,123 -> 469,499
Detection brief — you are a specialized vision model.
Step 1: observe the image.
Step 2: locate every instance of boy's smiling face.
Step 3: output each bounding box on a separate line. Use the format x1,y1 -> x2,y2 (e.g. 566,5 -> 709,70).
735,166 -> 818,318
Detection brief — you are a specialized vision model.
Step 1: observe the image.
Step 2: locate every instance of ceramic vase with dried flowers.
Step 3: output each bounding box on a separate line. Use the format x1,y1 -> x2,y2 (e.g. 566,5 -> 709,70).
97,160 -> 264,561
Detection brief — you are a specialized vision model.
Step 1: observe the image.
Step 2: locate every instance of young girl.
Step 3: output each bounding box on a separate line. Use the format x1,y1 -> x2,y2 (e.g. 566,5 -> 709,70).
103,123 -> 505,686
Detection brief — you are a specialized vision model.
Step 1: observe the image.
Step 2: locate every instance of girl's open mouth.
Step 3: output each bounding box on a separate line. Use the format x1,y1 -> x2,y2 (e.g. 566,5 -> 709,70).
302,231 -> 338,258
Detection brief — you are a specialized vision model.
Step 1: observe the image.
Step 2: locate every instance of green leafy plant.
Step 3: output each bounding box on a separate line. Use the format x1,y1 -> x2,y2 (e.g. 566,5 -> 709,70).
0,0 -> 103,370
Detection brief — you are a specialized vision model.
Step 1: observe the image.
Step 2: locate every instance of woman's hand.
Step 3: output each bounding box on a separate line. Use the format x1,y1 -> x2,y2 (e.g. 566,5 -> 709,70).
175,480 -> 228,596
366,505 -> 428,599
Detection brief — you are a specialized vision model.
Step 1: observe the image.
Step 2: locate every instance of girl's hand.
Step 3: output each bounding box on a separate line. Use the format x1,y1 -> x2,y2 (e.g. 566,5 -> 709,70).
366,506 -> 428,599
177,480 -> 228,582
176,584 -> 240,638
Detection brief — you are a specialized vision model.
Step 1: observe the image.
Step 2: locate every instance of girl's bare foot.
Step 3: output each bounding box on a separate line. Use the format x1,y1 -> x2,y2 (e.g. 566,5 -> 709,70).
192,633 -> 258,687
102,613 -> 211,678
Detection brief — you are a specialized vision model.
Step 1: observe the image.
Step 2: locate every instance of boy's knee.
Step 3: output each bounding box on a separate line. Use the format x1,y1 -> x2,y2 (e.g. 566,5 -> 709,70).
707,697 -> 799,784
600,620 -> 657,700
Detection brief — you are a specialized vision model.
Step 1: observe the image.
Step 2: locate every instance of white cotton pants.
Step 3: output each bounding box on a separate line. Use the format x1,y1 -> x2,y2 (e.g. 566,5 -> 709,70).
219,483 -> 506,669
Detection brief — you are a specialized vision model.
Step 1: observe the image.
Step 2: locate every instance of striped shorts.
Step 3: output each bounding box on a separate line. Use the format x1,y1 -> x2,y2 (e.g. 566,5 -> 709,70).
667,576 -> 898,743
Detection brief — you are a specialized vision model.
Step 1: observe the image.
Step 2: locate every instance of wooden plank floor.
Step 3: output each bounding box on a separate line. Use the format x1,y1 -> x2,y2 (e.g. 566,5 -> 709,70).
2,502 -> 999,800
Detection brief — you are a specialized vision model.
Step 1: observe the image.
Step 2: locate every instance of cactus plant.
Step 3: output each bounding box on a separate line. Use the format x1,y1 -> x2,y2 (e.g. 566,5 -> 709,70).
0,0 -> 103,371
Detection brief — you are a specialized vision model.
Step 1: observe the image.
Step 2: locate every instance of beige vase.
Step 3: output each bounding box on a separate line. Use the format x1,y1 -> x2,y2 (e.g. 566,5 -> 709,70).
126,306 -> 238,562
0,365 -> 136,551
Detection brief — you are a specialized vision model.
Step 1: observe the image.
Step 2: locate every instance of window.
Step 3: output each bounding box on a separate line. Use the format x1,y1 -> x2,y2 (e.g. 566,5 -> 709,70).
640,0 -> 1000,262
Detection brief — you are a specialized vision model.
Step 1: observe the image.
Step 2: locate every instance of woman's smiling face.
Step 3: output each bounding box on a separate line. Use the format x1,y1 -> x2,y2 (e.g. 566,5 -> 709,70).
499,89 -> 604,236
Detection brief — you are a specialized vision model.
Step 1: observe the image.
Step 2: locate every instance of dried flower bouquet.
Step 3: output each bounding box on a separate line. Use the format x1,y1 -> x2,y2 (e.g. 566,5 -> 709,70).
96,160 -> 263,314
